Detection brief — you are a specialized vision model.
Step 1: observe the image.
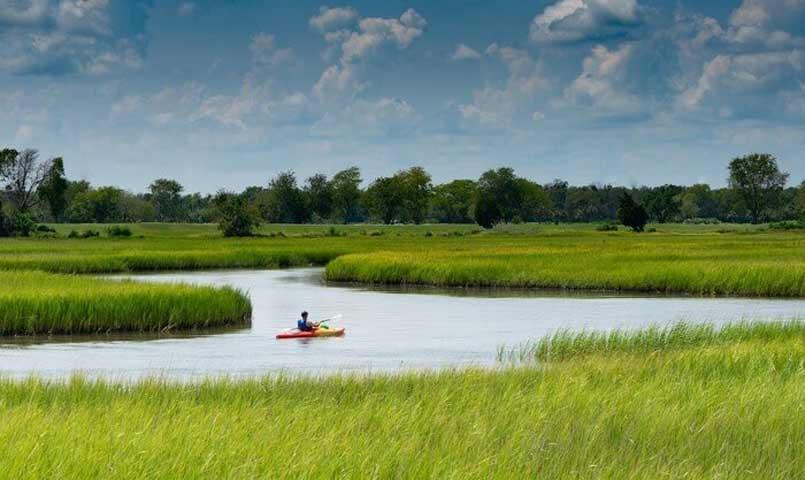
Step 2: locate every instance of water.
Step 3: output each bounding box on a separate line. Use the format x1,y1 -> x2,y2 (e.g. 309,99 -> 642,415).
2,268 -> 804,380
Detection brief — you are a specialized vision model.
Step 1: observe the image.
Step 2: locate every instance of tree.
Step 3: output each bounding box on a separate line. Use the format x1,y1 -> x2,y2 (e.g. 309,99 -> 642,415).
262,171 -> 307,223
330,167 -> 362,223
617,192 -> 649,232
148,178 -> 186,222
544,179 -> 569,221
473,167 -> 520,228
37,157 -> 69,221
213,191 -> 259,237
0,149 -> 52,213
676,184 -> 717,220
794,181 -> 805,220
641,184 -> 683,223
397,166 -> 432,224
67,187 -> 126,223
305,174 -> 333,221
365,176 -> 403,224
431,180 -> 476,223
516,178 -> 551,222
728,153 -> 789,224
0,198 -> 9,237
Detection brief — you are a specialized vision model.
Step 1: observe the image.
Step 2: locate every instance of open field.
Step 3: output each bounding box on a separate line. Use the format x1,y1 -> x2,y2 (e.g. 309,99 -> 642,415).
0,271 -> 251,335
2,223 -> 803,297
0,322 -> 802,479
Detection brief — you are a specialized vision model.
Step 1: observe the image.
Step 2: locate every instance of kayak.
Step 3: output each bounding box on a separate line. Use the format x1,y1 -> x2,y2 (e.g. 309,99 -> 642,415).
276,327 -> 346,339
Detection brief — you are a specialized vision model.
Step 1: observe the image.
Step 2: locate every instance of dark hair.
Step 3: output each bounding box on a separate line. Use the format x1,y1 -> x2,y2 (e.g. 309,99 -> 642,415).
301,311 -> 308,317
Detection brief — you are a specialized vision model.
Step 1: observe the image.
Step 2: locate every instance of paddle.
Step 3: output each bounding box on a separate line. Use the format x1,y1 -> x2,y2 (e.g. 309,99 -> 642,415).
317,314 -> 342,327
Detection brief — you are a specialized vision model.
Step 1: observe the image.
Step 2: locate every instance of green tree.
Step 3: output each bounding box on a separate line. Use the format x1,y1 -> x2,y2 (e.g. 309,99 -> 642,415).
365,176 -> 403,224
473,167 -> 520,228
397,166 -> 432,224
305,174 -> 333,222
544,179 -> 569,221
262,171 -> 308,223
330,167 -> 362,223
642,185 -> 683,223
617,192 -> 649,232
516,178 -> 551,222
676,184 -> 717,220
728,153 -> 789,224
213,191 -> 259,237
37,157 -> 69,221
431,180 -> 476,223
67,187 -> 125,223
148,178 -> 186,222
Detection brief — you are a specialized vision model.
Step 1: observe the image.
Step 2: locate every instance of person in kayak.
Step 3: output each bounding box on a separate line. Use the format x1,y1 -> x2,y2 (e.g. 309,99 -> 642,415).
297,311 -> 318,332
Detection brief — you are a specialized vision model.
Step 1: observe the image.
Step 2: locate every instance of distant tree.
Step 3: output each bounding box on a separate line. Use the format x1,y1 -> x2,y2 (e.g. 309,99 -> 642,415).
728,153 -> 789,224
37,157 -> 69,221
473,167 -> 520,228
431,180 -> 476,223
642,184 -> 683,223
796,181 -> 805,220
148,178 -> 185,222
365,176 -> 403,224
67,187 -> 126,223
213,191 -> 259,237
0,198 -> 9,237
544,179 -> 569,221
0,149 -> 52,213
397,166 -> 432,224
676,184 -> 717,220
617,192 -> 649,232
566,186 -> 610,222
516,178 -> 551,222
262,171 -> 307,223
330,167 -> 362,223
305,174 -> 333,221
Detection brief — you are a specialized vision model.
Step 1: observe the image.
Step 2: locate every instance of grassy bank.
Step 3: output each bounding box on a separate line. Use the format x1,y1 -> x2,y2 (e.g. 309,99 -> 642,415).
0,271 -> 251,335
500,319 -> 805,362
2,223 -> 804,297
0,326 -> 802,478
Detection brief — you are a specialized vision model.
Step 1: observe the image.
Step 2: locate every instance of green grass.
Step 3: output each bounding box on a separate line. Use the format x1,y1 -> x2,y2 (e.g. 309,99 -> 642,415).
500,319 -> 805,363
0,271 -> 251,335
0,328 -> 802,478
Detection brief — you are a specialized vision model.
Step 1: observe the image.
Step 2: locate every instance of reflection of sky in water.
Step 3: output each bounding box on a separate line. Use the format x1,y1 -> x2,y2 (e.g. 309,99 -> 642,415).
2,268 -> 803,381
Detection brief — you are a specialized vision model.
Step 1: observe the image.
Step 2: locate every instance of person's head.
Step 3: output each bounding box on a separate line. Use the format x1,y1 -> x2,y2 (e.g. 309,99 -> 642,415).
301,311 -> 308,319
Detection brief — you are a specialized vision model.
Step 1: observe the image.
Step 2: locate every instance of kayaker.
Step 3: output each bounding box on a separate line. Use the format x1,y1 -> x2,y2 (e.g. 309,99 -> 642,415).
297,311 -> 318,332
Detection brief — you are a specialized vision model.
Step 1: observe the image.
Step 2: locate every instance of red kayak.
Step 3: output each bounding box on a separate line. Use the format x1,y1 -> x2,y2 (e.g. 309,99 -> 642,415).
276,327 -> 346,339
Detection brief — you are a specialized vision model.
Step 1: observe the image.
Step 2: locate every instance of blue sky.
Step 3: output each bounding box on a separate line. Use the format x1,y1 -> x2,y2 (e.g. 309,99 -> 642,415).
1,0 -> 803,192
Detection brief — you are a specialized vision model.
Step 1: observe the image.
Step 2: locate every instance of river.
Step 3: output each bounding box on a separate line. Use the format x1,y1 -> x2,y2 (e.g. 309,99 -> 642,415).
2,268 -> 804,380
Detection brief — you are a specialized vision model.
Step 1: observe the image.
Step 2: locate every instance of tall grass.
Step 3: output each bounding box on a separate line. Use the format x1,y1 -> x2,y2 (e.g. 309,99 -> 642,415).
499,319 -> 805,363
0,271 -> 251,335
0,333 -> 802,478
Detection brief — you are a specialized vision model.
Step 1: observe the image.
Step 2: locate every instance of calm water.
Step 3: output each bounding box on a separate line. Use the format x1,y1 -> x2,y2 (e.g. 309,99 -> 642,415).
2,268 -> 804,380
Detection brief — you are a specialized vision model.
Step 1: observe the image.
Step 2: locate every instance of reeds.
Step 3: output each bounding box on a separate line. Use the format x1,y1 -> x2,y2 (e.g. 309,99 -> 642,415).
0,271 -> 251,335
0,329 -> 802,478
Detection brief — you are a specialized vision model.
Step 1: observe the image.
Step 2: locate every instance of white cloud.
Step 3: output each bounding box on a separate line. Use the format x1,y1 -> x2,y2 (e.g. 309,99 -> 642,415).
530,0 -> 642,44
0,0 -> 150,75
313,97 -> 419,137
111,95 -> 143,116
313,9 -> 426,101
177,2 -> 196,17
250,33 -> 294,67
727,0 -> 805,49
451,44 -> 481,61
309,6 -> 357,32
677,55 -> 731,110
564,43 -> 641,112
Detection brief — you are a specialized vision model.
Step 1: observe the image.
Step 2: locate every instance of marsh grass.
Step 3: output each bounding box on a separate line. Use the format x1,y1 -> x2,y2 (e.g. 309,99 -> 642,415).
0,331 -> 802,478
498,320 -> 805,363
0,271 -> 251,335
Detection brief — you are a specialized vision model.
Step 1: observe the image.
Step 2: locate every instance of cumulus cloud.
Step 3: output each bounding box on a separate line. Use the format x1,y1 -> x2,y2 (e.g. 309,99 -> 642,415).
451,44 -> 481,61
309,6 -> 357,32
530,0 -> 643,44
312,8 -> 426,100
313,97 -> 419,137
249,33 -> 294,67
459,44 -> 549,127
0,0 -> 152,75
726,0 -> 805,49
564,43 -> 641,113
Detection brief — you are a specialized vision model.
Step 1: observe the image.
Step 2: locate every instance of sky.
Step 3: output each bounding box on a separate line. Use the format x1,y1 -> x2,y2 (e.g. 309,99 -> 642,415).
0,0 -> 803,193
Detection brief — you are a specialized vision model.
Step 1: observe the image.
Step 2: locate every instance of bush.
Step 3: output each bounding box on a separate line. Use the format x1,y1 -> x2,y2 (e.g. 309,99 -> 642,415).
617,193 -> 649,232
213,192 -> 259,237
683,217 -> 721,225
325,226 -> 346,237
595,223 -> 618,232
106,225 -> 132,237
80,229 -> 100,239
67,230 -> 79,239
769,221 -> 805,231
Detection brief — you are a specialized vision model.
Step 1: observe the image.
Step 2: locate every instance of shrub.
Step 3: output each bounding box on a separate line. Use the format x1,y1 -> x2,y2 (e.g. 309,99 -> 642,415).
80,229 -> 100,239
106,225 -> 132,237
213,192 -> 259,237
617,193 -> 649,232
595,223 -> 618,232
769,221 -> 805,231
67,230 -> 79,239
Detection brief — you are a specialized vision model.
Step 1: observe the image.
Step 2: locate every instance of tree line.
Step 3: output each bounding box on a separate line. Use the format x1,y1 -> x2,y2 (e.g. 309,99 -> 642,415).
1,147 -> 803,237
